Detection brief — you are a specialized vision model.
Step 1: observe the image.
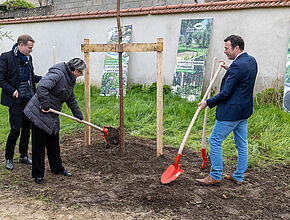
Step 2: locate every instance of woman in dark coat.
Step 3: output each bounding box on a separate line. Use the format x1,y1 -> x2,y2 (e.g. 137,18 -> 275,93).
24,58 -> 86,184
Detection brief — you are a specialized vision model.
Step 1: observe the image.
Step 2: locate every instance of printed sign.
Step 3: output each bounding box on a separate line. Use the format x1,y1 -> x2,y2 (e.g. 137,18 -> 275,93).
100,24 -> 132,96
172,18 -> 213,101
283,31 -> 290,112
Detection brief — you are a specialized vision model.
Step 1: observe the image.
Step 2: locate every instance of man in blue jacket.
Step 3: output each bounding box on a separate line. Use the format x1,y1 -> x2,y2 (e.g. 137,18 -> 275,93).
0,34 -> 42,170
196,35 -> 258,185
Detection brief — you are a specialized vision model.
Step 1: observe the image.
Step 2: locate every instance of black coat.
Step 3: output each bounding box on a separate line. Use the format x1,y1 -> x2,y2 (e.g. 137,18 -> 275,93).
0,50 -> 42,107
24,62 -> 83,135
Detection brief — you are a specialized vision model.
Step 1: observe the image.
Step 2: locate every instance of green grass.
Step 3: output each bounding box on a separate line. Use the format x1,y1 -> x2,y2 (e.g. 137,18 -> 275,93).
0,84 -> 289,168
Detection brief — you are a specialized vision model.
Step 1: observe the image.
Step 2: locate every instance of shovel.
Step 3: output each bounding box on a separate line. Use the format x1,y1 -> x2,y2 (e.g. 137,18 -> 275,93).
161,61 -> 223,184
201,57 -> 217,170
48,108 -> 109,142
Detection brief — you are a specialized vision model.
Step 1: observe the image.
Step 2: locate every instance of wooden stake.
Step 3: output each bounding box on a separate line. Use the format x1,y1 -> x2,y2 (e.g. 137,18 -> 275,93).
53,46 -> 56,65
84,39 -> 91,146
81,39 -> 164,156
157,38 -> 163,157
117,0 -> 125,152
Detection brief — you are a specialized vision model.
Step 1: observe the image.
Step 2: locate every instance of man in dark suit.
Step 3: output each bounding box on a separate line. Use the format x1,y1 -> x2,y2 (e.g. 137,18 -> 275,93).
196,35 -> 258,185
0,34 -> 42,170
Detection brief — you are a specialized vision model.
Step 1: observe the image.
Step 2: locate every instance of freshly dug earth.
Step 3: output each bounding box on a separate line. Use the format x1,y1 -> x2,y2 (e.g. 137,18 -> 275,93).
0,130 -> 289,219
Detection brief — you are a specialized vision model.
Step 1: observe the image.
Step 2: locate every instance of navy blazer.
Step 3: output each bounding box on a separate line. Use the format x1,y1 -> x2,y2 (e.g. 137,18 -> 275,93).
0,50 -> 42,107
206,52 -> 258,121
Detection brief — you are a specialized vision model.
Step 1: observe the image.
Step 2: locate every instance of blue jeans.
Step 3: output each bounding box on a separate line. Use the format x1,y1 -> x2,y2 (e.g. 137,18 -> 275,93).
208,119 -> 248,182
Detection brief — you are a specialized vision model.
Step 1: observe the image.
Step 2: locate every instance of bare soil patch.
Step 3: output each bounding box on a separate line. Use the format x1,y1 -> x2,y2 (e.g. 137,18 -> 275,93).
0,130 -> 289,219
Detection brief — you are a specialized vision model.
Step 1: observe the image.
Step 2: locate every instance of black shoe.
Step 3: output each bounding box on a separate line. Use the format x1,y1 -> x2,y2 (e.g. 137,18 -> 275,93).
19,156 -> 32,165
5,159 -> 14,170
61,169 -> 72,177
35,177 -> 44,184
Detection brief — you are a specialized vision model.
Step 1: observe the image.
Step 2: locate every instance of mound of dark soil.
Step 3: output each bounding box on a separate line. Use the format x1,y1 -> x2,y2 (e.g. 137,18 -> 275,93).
0,130 -> 289,219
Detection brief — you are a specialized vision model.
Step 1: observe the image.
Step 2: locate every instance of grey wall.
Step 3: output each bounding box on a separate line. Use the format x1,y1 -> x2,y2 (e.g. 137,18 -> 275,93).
53,0 -> 201,14
0,7 -> 289,94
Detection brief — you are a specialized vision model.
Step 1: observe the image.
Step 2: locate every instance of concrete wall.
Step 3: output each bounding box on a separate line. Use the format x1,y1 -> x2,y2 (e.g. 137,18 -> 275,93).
0,7 -> 289,94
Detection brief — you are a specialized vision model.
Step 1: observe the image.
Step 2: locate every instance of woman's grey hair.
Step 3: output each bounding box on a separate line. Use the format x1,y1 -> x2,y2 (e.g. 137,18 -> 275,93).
67,58 -> 87,73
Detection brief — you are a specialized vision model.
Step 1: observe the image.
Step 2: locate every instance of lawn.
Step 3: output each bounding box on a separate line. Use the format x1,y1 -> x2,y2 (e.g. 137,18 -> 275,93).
0,84 -> 289,167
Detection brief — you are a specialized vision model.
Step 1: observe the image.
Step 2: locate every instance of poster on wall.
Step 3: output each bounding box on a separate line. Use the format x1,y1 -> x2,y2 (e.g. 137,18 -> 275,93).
171,18 -> 213,102
100,24 -> 132,96
283,31 -> 290,112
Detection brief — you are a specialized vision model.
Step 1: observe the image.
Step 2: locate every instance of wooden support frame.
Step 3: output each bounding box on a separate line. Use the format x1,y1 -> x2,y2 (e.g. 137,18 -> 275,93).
81,38 -> 164,156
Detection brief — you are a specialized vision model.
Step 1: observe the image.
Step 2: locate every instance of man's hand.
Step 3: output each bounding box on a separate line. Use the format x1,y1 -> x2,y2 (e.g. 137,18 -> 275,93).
198,101 -> 208,110
220,60 -> 229,70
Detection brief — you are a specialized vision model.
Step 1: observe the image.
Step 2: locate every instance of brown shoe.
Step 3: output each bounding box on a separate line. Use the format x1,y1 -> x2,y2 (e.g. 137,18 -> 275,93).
195,175 -> 221,186
224,175 -> 242,185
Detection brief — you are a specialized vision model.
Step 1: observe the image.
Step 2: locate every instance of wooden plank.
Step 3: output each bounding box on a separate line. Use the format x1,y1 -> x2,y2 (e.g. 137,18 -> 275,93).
53,46 -> 56,65
123,43 -> 163,52
84,39 -> 91,146
81,44 -> 118,53
81,42 -> 163,53
156,38 -> 163,157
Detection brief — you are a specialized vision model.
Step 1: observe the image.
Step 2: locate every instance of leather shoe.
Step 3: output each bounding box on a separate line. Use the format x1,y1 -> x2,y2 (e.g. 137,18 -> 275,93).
5,159 -> 14,170
53,169 -> 72,177
35,177 -> 44,184
61,169 -> 72,177
224,175 -> 242,185
19,156 -> 32,165
195,175 -> 221,186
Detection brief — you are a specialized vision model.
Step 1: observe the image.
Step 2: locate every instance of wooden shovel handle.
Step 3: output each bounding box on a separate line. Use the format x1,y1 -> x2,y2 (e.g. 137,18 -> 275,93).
178,61 -> 223,155
48,108 -> 103,132
202,57 -> 217,149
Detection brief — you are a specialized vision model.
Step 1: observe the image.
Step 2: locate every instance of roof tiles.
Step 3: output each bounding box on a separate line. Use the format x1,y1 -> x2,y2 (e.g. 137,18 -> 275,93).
0,0 -> 289,24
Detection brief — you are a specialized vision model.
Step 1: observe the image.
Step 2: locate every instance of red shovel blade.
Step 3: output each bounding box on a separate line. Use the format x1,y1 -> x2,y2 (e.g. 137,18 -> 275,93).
201,148 -> 208,170
103,126 -> 109,143
161,164 -> 184,184
161,154 -> 184,184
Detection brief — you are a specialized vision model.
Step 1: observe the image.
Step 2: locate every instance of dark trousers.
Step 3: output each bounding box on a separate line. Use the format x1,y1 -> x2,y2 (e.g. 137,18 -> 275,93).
31,124 -> 64,178
5,101 -> 31,160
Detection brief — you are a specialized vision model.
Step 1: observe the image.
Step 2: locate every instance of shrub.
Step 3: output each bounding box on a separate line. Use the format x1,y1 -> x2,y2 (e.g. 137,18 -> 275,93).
255,87 -> 284,107
0,26 -> 14,41
128,82 -> 172,94
1,0 -> 35,11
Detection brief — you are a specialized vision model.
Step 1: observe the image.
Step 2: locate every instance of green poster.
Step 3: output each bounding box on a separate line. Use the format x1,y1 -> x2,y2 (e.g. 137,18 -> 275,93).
172,18 -> 213,101
283,31 -> 290,112
100,25 -> 132,96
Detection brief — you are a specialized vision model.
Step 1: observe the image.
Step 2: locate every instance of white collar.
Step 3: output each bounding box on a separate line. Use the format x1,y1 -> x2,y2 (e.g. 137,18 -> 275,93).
234,51 -> 246,61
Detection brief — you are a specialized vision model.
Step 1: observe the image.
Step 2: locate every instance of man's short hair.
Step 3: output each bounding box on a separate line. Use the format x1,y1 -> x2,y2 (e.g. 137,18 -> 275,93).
17,34 -> 35,45
224,35 -> 244,50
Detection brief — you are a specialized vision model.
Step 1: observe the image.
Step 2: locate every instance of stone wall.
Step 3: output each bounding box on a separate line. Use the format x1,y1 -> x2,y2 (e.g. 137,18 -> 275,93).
0,0 -> 206,19
53,0 -> 200,14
